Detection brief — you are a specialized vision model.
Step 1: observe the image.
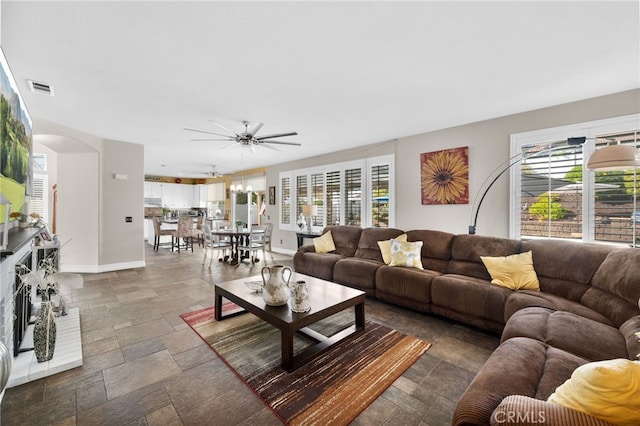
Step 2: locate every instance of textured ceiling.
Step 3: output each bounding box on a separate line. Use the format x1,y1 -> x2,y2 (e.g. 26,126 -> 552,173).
1,1 -> 638,177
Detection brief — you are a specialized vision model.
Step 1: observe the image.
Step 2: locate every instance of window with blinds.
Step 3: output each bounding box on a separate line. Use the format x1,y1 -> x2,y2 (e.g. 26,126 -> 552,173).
344,168 -> 362,226
279,154 -> 394,230
519,141 -> 584,239
30,174 -> 48,219
325,171 -> 341,226
310,173 -> 324,228
515,127 -> 638,247
592,131 -> 638,246
280,176 -> 291,225
30,154 -> 48,220
295,175 -> 308,222
370,164 -> 390,227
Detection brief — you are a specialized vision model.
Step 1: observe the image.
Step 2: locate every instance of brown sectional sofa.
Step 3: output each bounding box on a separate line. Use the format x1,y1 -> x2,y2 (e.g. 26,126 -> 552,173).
293,225 -> 640,426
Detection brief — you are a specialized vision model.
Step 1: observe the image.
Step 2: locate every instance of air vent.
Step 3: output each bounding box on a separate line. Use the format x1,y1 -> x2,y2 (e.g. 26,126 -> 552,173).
28,80 -> 54,96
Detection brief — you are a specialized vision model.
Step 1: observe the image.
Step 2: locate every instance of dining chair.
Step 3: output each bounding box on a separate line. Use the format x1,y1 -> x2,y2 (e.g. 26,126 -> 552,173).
171,216 -> 195,252
193,216 -> 205,247
202,223 -> 231,267
152,216 -> 173,251
263,222 -> 274,256
236,226 -> 266,265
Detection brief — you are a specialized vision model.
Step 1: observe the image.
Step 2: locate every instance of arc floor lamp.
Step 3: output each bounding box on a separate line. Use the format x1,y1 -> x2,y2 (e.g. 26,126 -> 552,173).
468,136 -> 640,235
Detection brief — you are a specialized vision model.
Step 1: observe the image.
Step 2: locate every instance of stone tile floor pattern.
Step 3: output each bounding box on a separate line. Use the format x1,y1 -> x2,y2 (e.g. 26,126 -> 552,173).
2,244 -> 500,425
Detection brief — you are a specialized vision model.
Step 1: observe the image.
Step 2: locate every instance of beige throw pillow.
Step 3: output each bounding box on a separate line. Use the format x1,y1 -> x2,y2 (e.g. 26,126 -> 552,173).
313,231 -> 336,253
377,234 -> 408,265
480,251 -> 540,290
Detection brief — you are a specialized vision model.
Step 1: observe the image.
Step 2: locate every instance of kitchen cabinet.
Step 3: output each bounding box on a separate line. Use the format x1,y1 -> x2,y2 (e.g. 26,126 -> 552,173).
144,182 -> 208,208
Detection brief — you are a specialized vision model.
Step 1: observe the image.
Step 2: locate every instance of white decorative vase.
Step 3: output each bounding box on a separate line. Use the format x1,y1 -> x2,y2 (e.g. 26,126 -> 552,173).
261,265 -> 292,306
33,302 -> 56,362
291,281 -> 311,313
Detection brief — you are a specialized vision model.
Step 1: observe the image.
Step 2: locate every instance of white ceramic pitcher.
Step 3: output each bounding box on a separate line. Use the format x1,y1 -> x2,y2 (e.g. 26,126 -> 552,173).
261,265 -> 292,306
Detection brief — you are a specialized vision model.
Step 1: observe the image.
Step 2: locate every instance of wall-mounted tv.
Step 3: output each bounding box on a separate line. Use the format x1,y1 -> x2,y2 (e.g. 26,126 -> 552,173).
0,46 -> 33,226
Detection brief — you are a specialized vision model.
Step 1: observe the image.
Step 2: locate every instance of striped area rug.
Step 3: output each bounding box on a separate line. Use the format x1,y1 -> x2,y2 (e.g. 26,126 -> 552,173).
181,305 -> 431,425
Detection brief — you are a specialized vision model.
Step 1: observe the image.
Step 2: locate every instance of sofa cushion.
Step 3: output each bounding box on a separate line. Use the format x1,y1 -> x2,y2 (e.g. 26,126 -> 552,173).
405,229 -> 455,273
292,252 -> 346,281
355,227 -> 404,262
320,225 -> 363,257
333,257 -> 382,295
448,234 -> 521,280
521,239 -> 611,302
547,358 -> 640,426
504,290 -> 614,326
582,248 -> 640,327
452,337 -> 589,426
431,273 -> 513,328
480,251 -> 540,291
313,230 -> 336,253
375,265 -> 441,312
389,240 -> 423,269
378,233 -> 407,264
501,307 -> 629,361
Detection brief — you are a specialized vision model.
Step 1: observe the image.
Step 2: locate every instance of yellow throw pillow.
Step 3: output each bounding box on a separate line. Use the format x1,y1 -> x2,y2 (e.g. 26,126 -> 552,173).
389,240 -> 423,269
313,231 -> 336,253
377,234 -> 408,265
547,359 -> 640,426
480,251 -> 540,290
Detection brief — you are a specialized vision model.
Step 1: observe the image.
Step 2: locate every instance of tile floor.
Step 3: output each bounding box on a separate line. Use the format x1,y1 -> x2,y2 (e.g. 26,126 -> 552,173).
2,243 -> 500,426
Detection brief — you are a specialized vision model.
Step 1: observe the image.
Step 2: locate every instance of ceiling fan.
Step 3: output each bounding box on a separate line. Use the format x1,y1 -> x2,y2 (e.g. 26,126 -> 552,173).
180,164 -> 223,178
184,121 -> 300,152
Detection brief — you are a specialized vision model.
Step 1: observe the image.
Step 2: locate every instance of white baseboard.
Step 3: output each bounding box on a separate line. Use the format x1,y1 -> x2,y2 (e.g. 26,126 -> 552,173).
271,247 -> 297,256
60,260 -> 145,274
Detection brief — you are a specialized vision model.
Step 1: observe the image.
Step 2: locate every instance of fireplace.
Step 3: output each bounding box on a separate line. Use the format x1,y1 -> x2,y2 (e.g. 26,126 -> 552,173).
13,251 -> 32,357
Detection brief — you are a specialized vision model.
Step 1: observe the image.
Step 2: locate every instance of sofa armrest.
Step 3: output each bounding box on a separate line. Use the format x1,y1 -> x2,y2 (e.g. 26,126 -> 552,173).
297,244 -> 316,253
490,395 -> 617,426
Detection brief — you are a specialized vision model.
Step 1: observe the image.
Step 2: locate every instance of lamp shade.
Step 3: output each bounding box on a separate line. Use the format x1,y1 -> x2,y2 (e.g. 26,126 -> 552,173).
586,145 -> 640,171
302,204 -> 317,216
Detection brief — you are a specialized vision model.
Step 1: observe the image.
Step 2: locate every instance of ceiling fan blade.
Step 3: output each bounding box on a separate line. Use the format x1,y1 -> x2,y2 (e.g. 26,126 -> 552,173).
190,138 -> 235,142
246,122 -> 264,137
262,140 -> 302,146
208,121 -> 239,136
259,143 -> 280,151
220,141 -> 239,150
256,131 -> 298,140
184,127 -> 232,138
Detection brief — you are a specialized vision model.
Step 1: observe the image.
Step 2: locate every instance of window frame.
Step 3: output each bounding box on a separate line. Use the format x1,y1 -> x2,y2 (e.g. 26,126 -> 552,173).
278,154 -> 394,231
510,113 -> 640,244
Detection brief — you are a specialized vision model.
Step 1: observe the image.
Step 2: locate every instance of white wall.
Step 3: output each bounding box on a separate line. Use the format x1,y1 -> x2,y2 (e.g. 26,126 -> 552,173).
267,89 -> 640,252
101,140 -> 144,267
34,120 -> 145,272
57,152 -> 99,269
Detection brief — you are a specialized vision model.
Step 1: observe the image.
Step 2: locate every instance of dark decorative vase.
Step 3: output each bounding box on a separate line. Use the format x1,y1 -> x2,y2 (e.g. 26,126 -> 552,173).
33,302 -> 56,362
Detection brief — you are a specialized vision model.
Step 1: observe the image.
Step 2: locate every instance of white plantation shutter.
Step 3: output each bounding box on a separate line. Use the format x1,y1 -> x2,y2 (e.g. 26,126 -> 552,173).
279,154 -> 394,230
370,164 -> 390,228
325,170 -> 341,226
30,173 -> 48,220
513,123 -> 639,247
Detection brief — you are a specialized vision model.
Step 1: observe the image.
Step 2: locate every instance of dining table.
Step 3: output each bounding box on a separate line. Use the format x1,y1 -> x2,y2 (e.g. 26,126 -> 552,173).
210,228 -> 265,265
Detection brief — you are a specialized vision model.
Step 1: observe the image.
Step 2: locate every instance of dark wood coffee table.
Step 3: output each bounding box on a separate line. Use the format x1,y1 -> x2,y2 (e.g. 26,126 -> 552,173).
214,272 -> 366,372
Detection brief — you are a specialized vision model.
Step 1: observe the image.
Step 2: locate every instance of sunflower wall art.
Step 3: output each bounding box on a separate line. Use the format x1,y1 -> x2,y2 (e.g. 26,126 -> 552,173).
420,146 -> 469,205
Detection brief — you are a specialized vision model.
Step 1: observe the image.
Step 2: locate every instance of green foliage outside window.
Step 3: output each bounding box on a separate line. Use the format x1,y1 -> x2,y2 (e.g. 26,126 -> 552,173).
529,194 -> 569,220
